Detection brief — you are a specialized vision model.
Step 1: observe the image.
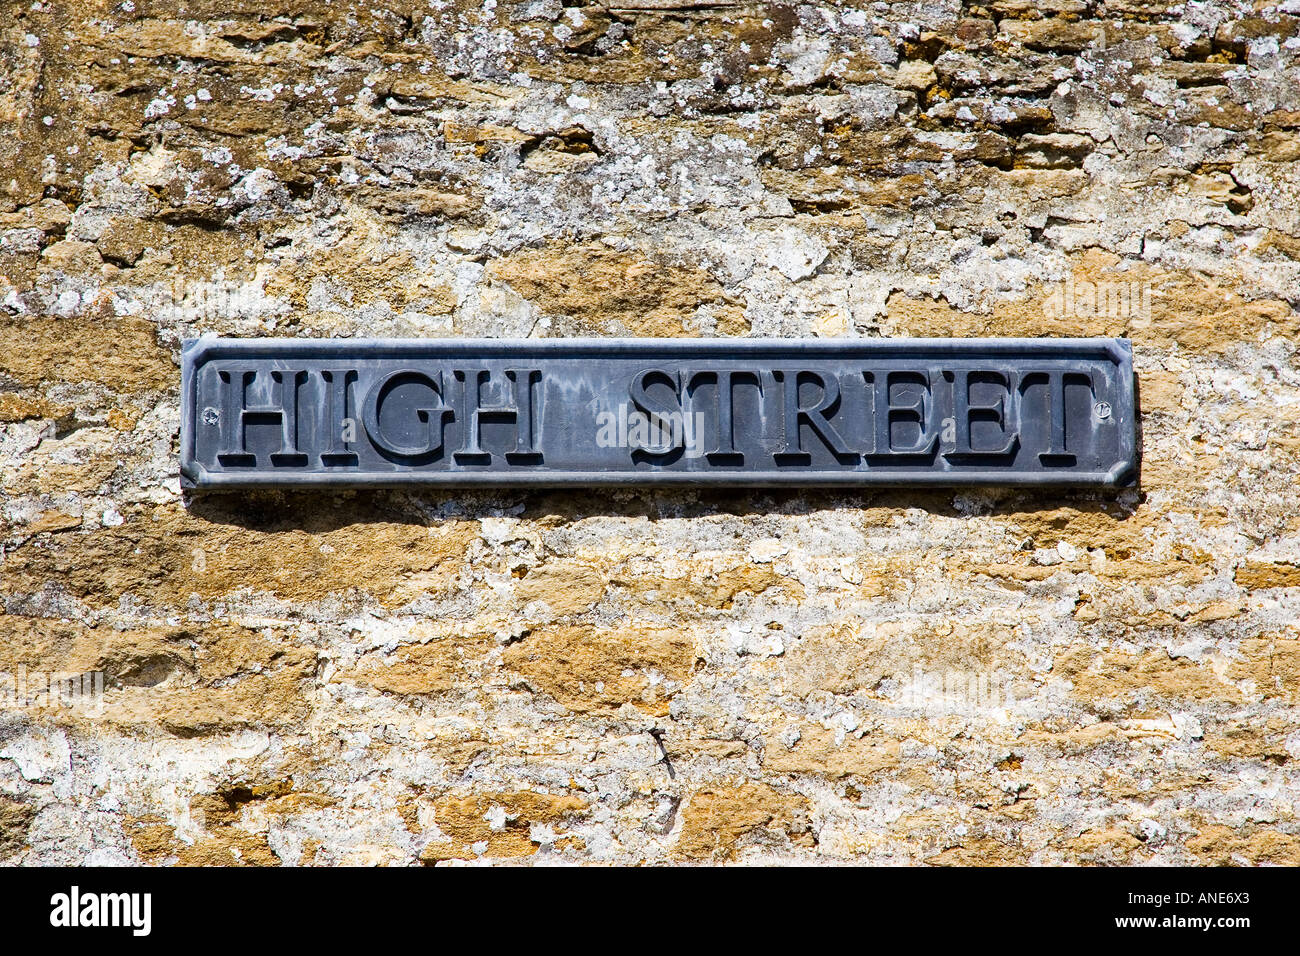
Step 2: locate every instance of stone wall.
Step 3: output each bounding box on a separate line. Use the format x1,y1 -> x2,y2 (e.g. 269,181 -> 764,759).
1,0 -> 1298,865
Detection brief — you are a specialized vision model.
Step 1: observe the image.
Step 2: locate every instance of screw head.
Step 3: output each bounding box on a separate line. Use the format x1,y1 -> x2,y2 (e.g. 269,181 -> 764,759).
201,407 -> 220,426
1094,401 -> 1112,420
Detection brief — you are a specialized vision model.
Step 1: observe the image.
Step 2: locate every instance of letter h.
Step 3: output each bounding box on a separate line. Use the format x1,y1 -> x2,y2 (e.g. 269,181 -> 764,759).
216,368 -> 308,466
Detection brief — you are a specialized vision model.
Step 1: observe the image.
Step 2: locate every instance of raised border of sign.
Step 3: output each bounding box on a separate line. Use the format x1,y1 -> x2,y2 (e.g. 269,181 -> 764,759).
180,337 -> 1137,490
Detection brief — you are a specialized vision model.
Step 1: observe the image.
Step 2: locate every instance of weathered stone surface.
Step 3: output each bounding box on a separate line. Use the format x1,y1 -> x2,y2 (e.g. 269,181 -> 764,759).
502,625 -> 697,714
419,791 -> 588,861
486,244 -> 749,336
0,797 -> 36,860
677,784 -> 814,860
0,0 -> 1297,866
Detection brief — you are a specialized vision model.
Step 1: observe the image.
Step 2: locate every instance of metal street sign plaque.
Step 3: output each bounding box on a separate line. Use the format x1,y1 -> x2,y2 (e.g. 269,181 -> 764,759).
180,337 -> 1136,490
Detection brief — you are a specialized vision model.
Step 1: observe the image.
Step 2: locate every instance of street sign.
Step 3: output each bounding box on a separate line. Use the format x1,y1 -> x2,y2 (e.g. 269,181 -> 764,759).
180,337 -> 1136,489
